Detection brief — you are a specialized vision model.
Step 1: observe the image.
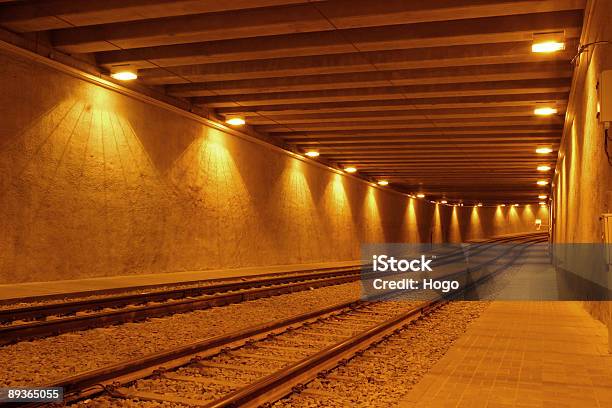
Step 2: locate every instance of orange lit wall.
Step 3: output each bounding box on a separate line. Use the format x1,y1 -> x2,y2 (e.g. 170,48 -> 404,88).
552,0 -> 612,324
0,49 -> 544,283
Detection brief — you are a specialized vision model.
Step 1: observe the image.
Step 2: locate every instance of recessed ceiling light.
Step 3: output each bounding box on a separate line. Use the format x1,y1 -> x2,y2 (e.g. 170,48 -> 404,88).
536,147 -> 553,154
538,194 -> 548,199
416,193 -> 425,198
537,180 -> 549,186
539,201 -> 547,205
537,165 -> 552,171
513,203 -> 520,207
534,107 -> 558,116
110,66 -> 138,81
377,180 -> 389,186
304,150 -> 320,158
225,116 -> 246,126
532,32 -> 565,53
532,41 -> 565,53
500,204 -> 506,207
477,203 -> 483,207
440,200 -> 448,204
344,166 -> 357,173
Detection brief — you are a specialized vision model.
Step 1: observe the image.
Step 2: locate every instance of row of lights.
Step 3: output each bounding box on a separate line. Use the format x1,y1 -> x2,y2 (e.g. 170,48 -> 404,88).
107,32 -> 567,82
217,32 -> 562,196
220,32 -> 561,206
106,30 -> 567,82
105,31 -> 563,210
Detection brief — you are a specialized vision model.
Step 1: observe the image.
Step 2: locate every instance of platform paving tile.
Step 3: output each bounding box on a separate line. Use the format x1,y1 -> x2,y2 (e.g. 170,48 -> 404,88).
398,301 -> 611,408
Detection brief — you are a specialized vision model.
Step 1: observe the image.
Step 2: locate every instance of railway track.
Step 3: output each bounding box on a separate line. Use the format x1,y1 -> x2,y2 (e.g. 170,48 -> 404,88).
0,234 -> 539,346
5,233 -> 546,408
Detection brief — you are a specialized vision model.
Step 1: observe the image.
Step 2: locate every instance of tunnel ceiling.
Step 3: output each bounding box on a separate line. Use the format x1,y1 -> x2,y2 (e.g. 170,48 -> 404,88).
0,0 -> 585,204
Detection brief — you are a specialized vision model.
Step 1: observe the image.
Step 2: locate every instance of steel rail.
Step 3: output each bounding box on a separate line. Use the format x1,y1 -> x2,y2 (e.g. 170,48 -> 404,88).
0,234 -> 544,345
4,233 -> 545,408
201,235 -> 545,408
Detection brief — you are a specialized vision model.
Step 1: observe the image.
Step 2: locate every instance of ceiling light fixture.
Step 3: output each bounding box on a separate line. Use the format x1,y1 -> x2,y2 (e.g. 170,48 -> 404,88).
110,66 -> 138,81
534,107 -> 558,116
440,200 -> 448,204
537,165 -> 552,171
538,194 -> 548,199
536,147 -> 553,154
344,166 -> 357,173
532,32 -> 565,53
225,116 -> 246,126
377,180 -> 389,186
537,180 -> 549,186
304,150 -> 320,158
416,193 -> 425,198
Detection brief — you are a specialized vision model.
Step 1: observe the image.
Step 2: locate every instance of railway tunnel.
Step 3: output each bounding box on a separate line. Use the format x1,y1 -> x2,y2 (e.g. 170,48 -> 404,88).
0,0 -> 610,406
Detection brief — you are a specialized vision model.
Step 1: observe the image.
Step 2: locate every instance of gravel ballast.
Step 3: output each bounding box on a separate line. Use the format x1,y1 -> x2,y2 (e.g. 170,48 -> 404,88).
273,301 -> 489,408
0,282 -> 360,387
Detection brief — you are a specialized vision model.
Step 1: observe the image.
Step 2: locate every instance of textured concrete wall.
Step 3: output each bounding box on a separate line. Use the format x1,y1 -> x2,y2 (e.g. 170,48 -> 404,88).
0,48 -> 542,284
552,0 -> 612,325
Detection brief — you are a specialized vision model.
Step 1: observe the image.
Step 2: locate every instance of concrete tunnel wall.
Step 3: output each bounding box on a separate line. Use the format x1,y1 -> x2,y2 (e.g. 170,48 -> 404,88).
552,0 -> 612,324
0,48 -> 546,284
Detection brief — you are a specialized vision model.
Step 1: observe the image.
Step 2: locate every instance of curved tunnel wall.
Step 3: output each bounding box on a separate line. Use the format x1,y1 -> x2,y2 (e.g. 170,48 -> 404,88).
0,48 -> 546,283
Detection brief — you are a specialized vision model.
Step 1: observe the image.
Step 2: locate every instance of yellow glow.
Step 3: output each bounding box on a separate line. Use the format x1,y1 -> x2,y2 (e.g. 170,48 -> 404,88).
416,193 -> 425,198
450,205 -> 460,242
537,165 -> 551,171
538,194 -> 548,199
532,41 -> 565,53
513,204 -> 520,207
535,218 -> 542,225
539,201 -> 547,205
470,205 -> 483,238
225,116 -> 246,126
477,203 -> 483,207
110,70 -> 137,81
343,166 -> 357,173
536,147 -> 553,154
304,150 -> 320,158
534,107 -> 558,116
500,204 -> 506,207
537,180 -> 549,186
440,200 -> 448,204
377,180 -> 389,186
495,204 -> 504,225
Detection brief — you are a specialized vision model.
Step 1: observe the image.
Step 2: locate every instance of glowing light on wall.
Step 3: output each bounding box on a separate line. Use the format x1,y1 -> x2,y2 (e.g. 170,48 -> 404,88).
470,204 -> 483,238
449,204 -> 461,243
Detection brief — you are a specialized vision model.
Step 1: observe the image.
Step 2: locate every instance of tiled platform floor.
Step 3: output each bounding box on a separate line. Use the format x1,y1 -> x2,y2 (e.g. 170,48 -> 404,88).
398,301 -> 612,408
0,260 -> 361,301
